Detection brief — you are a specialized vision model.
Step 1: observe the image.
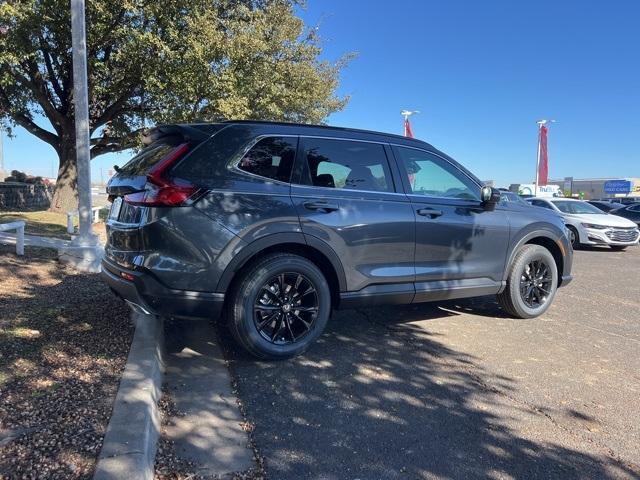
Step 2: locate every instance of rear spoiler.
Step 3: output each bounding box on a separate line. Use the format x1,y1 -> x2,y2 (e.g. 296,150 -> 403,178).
142,123 -> 224,146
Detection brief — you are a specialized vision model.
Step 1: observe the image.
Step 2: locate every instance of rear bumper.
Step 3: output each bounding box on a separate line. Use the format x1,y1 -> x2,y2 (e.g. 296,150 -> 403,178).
101,258 -> 225,319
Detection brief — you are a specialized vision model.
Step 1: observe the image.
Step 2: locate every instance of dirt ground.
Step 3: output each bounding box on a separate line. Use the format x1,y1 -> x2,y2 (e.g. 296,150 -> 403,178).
0,245 -> 133,479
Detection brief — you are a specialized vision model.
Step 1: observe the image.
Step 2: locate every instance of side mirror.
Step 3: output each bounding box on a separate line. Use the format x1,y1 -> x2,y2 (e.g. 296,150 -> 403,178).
481,186 -> 501,210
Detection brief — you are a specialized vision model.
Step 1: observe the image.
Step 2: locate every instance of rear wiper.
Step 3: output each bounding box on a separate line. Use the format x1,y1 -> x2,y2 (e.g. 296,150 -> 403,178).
113,164 -> 122,173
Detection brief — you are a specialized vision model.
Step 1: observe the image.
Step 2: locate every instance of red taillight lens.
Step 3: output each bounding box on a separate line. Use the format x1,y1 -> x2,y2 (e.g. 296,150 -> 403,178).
124,184 -> 199,207
120,271 -> 135,281
123,143 -> 201,207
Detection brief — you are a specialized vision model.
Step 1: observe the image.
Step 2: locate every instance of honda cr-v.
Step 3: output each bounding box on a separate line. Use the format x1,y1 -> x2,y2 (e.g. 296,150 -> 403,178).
102,121 -> 573,359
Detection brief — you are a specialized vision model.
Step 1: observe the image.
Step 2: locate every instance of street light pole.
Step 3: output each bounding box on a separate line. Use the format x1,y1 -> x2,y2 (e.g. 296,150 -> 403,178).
0,125 -> 4,179
70,0 -> 94,244
59,0 -> 101,272
401,110 -> 420,137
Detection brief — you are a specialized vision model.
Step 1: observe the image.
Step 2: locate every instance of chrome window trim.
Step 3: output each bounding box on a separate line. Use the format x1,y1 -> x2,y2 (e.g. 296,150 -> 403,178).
290,183 -> 408,198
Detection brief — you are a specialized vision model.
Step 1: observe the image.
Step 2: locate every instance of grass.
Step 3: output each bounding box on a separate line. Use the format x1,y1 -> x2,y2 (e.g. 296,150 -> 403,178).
0,211 -> 72,238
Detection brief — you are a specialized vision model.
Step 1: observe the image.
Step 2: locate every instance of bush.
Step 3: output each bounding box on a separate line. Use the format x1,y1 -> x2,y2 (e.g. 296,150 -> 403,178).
3,170 -> 45,185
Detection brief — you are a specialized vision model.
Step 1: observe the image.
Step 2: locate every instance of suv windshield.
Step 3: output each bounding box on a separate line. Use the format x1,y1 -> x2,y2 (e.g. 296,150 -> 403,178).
551,200 -> 605,214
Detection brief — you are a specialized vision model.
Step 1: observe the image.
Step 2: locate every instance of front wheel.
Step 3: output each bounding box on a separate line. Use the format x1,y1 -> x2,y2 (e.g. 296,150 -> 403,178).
497,244 -> 558,319
227,253 -> 331,360
567,226 -> 580,249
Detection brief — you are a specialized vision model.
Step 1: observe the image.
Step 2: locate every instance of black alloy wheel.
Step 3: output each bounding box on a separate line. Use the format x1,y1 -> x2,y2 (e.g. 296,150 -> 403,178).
254,273 -> 319,344
519,259 -> 553,308
228,253 -> 331,359
497,244 -> 558,319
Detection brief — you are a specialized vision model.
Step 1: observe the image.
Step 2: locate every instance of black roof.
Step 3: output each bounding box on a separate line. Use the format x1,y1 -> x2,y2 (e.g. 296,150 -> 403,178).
153,119 -> 433,148
222,119 -> 430,144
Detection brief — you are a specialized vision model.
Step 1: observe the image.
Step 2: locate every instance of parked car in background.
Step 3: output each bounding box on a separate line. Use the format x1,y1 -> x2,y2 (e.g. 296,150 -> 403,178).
499,191 -> 531,206
526,197 -> 640,250
587,200 -> 624,213
102,121 -> 573,359
610,203 -> 640,226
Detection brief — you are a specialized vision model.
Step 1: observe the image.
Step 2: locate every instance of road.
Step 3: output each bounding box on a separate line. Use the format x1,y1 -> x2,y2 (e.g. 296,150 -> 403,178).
223,246 -> 640,480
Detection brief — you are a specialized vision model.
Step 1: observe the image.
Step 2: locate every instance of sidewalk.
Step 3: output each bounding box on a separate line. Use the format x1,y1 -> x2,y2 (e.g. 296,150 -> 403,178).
0,231 -> 72,248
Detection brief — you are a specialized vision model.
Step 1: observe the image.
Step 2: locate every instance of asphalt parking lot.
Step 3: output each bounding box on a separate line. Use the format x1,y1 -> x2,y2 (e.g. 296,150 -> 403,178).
222,246 -> 640,480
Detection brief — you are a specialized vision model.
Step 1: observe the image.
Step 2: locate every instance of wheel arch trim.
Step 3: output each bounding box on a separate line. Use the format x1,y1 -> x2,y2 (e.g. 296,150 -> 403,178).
503,229 -> 566,284
216,232 -> 347,293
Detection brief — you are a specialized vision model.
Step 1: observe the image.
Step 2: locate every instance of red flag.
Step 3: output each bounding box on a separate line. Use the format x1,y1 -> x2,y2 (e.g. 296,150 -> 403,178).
537,125 -> 548,186
404,118 -> 414,138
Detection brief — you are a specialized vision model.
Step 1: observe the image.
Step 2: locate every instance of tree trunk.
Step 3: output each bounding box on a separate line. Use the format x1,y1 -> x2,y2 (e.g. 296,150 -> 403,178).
50,147 -> 79,213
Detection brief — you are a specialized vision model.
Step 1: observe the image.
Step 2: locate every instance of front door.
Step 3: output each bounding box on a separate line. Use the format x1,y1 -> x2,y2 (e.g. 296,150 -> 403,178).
392,146 -> 510,302
291,137 -> 415,297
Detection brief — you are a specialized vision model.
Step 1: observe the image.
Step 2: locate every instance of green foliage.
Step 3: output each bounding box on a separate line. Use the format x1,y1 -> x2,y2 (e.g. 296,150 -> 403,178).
0,0 -> 351,158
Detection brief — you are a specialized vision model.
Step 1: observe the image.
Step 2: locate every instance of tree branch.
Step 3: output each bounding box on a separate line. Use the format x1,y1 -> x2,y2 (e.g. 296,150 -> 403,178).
11,66 -> 67,132
90,128 -> 145,159
91,83 -> 139,132
39,35 -> 67,109
13,113 -> 60,149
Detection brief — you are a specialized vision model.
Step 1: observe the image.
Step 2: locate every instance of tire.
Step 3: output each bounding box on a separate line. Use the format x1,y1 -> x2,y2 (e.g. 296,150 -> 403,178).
610,245 -> 627,251
497,244 -> 558,319
567,225 -> 580,249
227,253 -> 331,360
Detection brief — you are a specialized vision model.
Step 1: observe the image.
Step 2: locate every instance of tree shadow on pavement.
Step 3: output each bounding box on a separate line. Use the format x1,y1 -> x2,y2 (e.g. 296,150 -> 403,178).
219,302 -> 638,480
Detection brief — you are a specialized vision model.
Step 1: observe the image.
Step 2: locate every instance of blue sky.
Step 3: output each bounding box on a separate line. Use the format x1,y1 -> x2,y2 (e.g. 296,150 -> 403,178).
2,0 -> 639,186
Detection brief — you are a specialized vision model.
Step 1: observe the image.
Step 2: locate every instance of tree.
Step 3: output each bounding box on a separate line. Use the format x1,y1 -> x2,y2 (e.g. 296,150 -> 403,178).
0,0 -> 350,212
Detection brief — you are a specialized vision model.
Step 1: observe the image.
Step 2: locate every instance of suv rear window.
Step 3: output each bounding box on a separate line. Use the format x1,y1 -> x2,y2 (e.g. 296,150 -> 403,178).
118,137 -> 183,176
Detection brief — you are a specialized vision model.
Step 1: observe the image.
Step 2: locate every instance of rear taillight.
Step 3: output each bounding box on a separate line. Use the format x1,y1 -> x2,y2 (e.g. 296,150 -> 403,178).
123,143 -> 201,207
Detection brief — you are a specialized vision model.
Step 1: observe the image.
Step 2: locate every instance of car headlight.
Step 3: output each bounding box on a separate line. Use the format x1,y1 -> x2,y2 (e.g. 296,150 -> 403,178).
581,223 -> 607,229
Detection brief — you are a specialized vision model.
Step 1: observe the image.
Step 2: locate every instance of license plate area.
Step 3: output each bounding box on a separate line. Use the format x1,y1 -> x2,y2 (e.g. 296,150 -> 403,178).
109,197 -> 123,221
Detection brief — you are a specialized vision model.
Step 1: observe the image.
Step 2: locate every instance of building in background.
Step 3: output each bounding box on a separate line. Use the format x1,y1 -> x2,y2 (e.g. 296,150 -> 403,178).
547,177 -> 640,200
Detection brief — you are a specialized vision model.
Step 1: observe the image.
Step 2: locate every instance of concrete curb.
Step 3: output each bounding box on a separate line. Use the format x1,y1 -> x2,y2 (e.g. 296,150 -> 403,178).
93,313 -> 165,480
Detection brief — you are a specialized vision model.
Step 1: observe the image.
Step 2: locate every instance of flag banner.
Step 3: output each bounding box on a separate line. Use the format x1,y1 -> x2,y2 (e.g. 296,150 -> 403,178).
538,125 -> 548,186
404,118 -> 414,138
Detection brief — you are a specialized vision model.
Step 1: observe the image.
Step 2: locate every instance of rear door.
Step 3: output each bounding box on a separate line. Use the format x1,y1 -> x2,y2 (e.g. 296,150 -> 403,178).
391,146 -> 510,301
291,137 -> 415,298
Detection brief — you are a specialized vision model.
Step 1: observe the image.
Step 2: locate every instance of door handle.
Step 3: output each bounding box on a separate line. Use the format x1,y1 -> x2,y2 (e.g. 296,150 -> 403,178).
303,201 -> 339,212
417,208 -> 443,218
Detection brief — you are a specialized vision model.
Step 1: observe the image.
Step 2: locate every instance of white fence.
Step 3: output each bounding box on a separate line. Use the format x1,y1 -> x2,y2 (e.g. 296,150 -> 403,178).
66,206 -> 107,234
0,221 -> 25,255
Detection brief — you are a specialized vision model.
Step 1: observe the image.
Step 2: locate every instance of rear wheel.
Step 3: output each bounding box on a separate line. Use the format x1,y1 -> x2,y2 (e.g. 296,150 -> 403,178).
227,253 -> 331,359
498,244 -> 558,319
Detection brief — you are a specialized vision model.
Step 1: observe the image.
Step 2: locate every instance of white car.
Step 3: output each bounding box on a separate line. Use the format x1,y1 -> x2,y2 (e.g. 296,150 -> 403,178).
526,197 -> 640,250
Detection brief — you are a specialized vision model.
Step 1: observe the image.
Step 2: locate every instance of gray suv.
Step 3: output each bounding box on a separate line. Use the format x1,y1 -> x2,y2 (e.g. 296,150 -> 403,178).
102,121 -> 573,359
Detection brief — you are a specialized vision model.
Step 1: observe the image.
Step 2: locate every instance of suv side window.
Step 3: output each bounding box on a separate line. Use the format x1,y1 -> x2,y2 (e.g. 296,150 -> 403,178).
393,147 -> 479,200
237,136 -> 297,183
300,138 -> 394,193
